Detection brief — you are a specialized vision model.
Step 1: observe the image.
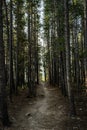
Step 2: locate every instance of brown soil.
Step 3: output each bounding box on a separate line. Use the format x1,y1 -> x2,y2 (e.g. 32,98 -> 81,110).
1,83 -> 87,130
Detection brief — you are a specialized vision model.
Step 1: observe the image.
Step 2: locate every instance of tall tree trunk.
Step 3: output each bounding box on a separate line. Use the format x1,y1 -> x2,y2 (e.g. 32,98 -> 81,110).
15,1 -> 19,95
28,2 -> 32,96
0,0 -> 10,126
64,0 -> 76,116
47,28 -> 52,84
84,0 -> 87,79
74,19 -> 80,93
3,0 -> 9,86
36,14 -> 39,84
9,0 -> 15,100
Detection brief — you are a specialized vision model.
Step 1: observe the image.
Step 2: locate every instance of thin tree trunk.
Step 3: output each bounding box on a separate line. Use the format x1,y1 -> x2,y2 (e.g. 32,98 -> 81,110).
28,2 -> 32,96
64,0 -> 76,116
3,0 -> 9,86
9,0 -> 15,100
15,1 -> 19,95
47,27 -> 52,84
85,0 -> 87,77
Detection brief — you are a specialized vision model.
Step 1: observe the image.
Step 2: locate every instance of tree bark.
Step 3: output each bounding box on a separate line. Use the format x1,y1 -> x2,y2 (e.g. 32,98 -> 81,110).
9,0 -> 15,100
0,0 -> 10,126
64,0 -> 76,116
84,0 -> 87,76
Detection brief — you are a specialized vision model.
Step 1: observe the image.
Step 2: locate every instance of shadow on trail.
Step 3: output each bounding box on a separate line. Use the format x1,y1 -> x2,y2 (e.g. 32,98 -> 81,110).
4,82 -> 84,130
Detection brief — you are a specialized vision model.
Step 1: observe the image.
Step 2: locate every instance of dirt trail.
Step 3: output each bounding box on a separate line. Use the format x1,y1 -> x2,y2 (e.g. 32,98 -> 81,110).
3,83 -> 85,130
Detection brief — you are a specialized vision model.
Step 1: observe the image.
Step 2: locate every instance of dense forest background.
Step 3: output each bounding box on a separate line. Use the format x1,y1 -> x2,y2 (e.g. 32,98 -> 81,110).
0,0 -> 87,128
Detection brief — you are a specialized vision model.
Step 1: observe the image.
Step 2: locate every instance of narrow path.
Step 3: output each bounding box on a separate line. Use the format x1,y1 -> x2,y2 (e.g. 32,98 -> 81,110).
5,83 -> 70,130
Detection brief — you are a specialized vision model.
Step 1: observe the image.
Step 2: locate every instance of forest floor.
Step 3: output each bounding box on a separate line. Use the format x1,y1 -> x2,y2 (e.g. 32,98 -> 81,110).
0,82 -> 87,130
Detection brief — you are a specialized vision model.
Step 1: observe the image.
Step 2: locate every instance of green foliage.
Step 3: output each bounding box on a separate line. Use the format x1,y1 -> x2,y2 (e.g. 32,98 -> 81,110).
79,49 -> 87,59
69,1 -> 84,17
